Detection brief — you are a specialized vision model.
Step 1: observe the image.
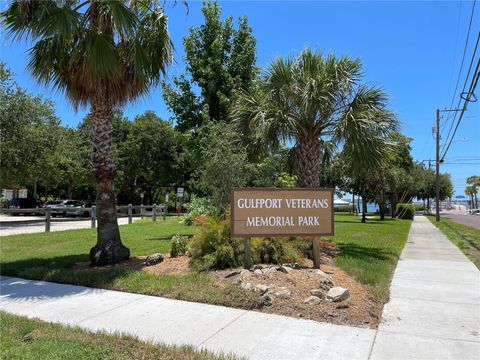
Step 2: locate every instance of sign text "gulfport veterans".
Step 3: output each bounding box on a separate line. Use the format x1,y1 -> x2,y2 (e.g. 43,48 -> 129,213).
231,188 -> 334,237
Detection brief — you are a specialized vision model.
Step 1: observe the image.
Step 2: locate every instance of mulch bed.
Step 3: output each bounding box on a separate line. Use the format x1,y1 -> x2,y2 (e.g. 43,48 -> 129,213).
74,254 -> 381,328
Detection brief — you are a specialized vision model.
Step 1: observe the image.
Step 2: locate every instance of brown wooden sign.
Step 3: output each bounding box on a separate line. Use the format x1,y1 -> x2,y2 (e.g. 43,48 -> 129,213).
231,188 -> 334,237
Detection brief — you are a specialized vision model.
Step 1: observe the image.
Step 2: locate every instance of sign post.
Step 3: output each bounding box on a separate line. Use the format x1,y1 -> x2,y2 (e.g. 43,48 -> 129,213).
231,188 -> 334,269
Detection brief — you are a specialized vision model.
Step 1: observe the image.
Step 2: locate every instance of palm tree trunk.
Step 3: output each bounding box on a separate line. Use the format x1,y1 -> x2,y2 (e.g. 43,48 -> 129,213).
89,97 -> 130,266
295,135 -> 322,268
295,135 -> 321,188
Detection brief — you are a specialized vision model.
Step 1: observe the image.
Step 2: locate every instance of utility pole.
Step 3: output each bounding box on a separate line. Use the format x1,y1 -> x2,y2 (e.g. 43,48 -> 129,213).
435,108 -> 463,222
435,109 -> 440,221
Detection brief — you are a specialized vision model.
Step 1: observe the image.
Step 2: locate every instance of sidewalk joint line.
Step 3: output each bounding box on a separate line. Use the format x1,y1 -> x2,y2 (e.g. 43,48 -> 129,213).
196,311 -> 248,348
75,296 -> 146,325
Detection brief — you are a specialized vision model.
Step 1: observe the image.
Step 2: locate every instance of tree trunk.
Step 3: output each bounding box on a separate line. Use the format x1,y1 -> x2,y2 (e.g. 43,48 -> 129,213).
379,192 -> 385,220
296,134 -> 322,268
351,193 -> 355,214
361,196 -> 367,223
295,135 -> 321,188
89,97 -> 130,266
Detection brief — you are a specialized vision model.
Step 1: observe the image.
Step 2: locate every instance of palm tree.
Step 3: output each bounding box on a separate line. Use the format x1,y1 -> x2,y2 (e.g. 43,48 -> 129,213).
466,175 -> 479,209
465,185 -> 476,211
232,48 -> 397,267
2,1 -> 172,265
231,48 -> 397,188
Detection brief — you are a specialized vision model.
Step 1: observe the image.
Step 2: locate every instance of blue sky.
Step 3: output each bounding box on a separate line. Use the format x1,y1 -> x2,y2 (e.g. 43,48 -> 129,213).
1,0 -> 479,196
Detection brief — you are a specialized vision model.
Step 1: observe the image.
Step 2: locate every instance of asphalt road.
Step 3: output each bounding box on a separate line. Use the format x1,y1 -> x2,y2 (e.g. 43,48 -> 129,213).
442,213 -> 480,230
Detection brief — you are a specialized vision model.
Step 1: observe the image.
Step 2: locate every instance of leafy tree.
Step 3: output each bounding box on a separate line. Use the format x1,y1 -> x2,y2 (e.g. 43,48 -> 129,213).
163,0 -> 256,131
0,62 -> 64,193
197,122 -> 250,214
232,48 -> 398,190
116,111 -> 181,205
2,0 -> 173,265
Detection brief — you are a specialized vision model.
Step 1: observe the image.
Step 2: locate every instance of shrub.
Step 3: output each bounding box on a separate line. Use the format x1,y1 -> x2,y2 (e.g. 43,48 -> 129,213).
414,204 -> 425,212
182,197 -> 216,226
334,205 -> 352,213
396,203 -> 415,219
252,237 -> 300,264
188,217 -> 241,271
170,235 -> 189,258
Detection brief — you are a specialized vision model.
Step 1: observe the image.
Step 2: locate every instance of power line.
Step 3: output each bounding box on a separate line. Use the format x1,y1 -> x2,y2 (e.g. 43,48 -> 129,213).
442,32 -> 480,154
440,58 -> 480,161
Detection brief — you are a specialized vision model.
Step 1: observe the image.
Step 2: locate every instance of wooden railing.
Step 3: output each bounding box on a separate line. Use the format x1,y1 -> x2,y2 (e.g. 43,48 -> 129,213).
1,204 -> 167,232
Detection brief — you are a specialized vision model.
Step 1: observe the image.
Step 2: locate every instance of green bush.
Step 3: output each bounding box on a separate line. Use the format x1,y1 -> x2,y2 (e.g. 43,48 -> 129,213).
188,217 -> 241,270
396,203 -> 415,219
414,204 -> 425,212
334,205 -> 352,213
252,237 -> 300,264
170,235 -> 189,257
181,197 -> 216,226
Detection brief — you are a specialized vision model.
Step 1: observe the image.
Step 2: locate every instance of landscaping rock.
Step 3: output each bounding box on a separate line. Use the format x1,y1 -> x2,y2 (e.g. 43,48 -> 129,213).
241,282 -> 252,290
262,267 -> 278,274
255,284 -> 270,295
275,288 -> 291,299
315,269 -> 328,276
309,289 -> 323,298
225,271 -> 241,278
304,295 -> 321,305
326,287 -> 350,302
336,303 -> 350,309
254,269 -> 263,275
145,253 -> 164,266
240,269 -> 251,278
277,265 -> 293,274
261,293 -> 273,306
252,264 -> 264,270
232,279 -> 242,285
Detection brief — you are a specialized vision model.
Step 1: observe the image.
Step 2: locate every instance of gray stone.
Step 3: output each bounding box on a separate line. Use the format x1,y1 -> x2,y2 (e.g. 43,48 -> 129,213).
309,289 -> 323,298
254,269 -> 263,275
326,287 -> 350,302
278,265 -> 294,274
261,293 -> 273,306
252,264 -> 263,270
255,284 -> 270,295
262,267 -> 278,274
239,269 -> 251,278
145,253 -> 164,266
240,282 -> 252,290
304,295 -> 321,305
275,288 -> 291,299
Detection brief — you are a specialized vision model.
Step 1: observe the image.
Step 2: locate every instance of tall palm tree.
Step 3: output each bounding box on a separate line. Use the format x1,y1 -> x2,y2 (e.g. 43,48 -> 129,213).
231,48 -> 397,189
2,0 -> 172,265
232,48 -> 397,267
466,175 -> 479,209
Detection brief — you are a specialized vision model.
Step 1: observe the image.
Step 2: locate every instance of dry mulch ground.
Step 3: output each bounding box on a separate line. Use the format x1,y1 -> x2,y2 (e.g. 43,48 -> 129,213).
75,254 -> 380,328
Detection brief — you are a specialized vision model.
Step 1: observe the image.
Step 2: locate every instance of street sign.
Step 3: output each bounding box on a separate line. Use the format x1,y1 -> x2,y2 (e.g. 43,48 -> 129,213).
176,187 -> 184,198
231,188 -> 334,237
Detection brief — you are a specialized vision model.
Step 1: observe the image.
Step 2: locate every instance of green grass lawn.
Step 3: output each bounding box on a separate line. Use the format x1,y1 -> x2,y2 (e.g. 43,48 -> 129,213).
326,213 -> 412,302
0,312 -> 241,360
426,215 -> 480,269
0,214 -> 411,309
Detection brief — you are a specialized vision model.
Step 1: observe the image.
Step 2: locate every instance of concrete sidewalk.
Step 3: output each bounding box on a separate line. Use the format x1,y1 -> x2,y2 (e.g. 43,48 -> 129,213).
0,276 -> 376,360
1,215 -> 479,359
369,215 -> 480,359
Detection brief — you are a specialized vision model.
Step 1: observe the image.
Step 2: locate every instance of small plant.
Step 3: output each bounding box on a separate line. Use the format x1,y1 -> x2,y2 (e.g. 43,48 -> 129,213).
170,235 -> 189,258
252,237 -> 300,264
396,203 -> 415,220
188,217 -> 241,270
181,197 -> 216,226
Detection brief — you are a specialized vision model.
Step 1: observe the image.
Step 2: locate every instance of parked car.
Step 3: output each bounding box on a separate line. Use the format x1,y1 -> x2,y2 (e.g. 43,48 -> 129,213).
47,200 -> 81,217
65,201 -> 93,217
8,197 -> 39,215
